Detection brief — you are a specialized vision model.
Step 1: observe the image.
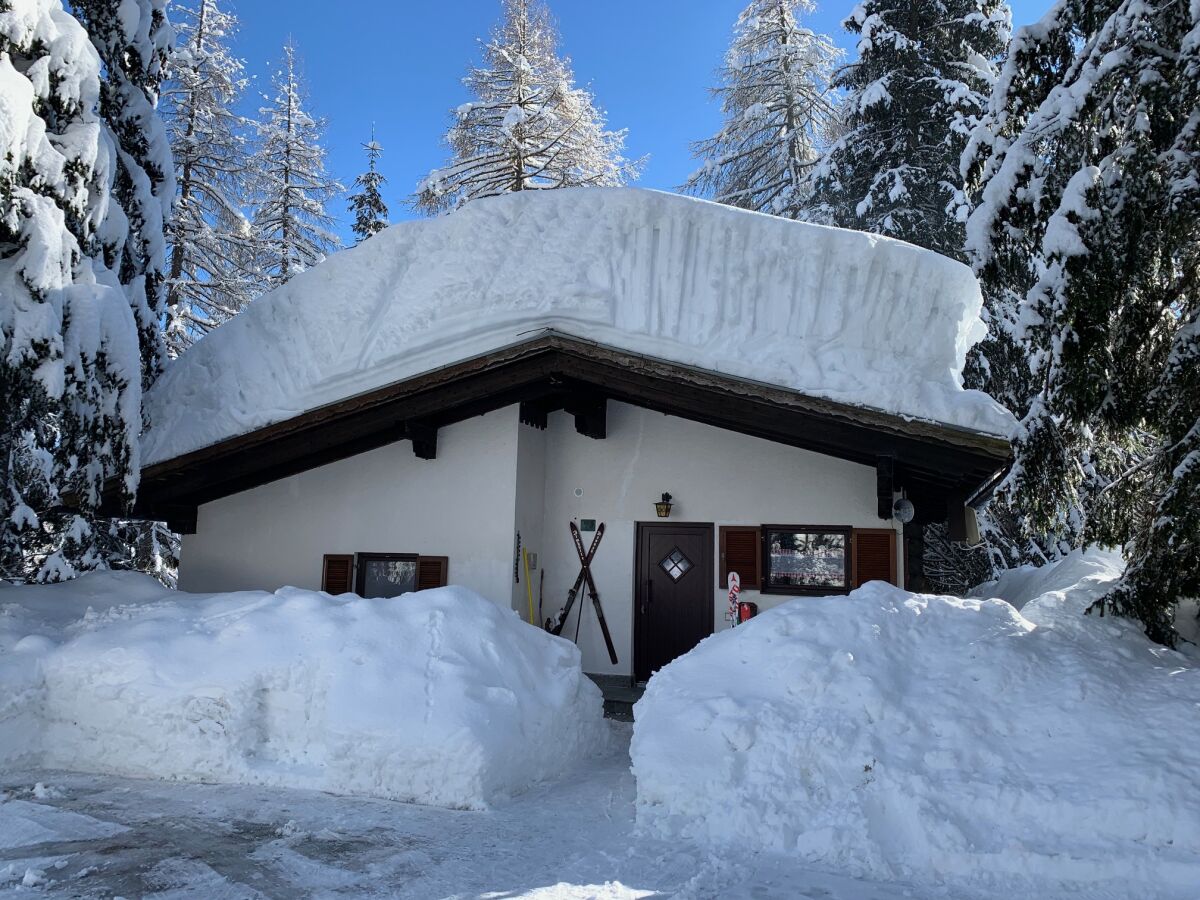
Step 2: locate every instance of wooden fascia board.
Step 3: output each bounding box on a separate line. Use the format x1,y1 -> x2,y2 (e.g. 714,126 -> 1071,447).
547,349 -> 1008,484
121,333 -> 1012,520
541,333 -> 1012,460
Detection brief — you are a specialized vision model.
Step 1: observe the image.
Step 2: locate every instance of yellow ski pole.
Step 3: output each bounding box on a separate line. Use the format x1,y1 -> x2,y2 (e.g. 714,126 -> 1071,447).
522,548 -> 535,625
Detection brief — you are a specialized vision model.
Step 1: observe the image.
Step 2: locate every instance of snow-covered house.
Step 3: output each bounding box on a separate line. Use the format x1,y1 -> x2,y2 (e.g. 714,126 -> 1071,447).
118,189 -> 1013,680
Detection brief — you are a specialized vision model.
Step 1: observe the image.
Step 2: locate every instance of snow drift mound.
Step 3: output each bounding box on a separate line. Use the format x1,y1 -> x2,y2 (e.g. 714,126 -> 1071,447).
0,574 -> 606,809
631,550 -> 1200,897
143,188 -> 1013,465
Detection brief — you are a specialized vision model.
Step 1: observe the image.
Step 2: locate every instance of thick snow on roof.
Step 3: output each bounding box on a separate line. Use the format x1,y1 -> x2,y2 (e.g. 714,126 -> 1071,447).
143,188 -> 1014,466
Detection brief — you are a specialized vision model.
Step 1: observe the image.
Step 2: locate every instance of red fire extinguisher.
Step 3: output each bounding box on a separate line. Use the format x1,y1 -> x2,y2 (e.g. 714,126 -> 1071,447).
737,600 -> 758,623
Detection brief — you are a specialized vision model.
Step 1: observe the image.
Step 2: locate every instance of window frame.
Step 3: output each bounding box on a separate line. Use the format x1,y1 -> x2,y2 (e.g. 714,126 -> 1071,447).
354,552 -> 420,598
759,524 -> 853,596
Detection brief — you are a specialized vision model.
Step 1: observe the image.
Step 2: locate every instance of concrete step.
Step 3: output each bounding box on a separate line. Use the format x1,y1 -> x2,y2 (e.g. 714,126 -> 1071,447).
586,673 -> 645,722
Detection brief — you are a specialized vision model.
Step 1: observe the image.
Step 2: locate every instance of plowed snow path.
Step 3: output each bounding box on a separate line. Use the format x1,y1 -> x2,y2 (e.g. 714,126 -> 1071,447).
0,725 -> 1022,899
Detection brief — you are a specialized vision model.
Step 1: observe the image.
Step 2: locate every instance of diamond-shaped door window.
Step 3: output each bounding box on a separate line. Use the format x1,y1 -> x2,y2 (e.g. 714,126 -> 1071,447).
659,547 -> 693,582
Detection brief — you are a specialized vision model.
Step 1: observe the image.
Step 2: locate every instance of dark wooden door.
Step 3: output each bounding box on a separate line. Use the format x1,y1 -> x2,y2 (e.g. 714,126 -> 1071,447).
635,523 -> 714,682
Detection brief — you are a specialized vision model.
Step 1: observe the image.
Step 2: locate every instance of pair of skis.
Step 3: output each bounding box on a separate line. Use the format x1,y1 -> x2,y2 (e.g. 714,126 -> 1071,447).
546,521 -> 618,665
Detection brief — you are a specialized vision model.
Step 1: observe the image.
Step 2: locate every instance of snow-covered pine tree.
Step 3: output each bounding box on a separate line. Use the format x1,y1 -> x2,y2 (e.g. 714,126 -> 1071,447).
683,0 -> 840,219
72,0 -> 175,381
414,0 -> 639,214
962,0 -> 1200,643
162,0 -> 260,355
348,132 -> 389,244
69,0 -> 179,581
1,0 -> 165,581
252,41 -> 342,288
808,0 -> 1010,250
799,0 -> 1012,594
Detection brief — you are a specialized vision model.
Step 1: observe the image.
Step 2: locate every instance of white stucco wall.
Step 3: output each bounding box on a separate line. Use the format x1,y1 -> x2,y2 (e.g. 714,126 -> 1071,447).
180,400 -> 900,681
537,402 -> 900,676
179,408 -> 521,600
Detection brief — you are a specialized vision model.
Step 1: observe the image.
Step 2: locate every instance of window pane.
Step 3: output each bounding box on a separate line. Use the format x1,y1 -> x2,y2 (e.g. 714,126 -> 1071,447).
659,547 -> 694,582
361,558 -> 417,598
766,530 -> 847,590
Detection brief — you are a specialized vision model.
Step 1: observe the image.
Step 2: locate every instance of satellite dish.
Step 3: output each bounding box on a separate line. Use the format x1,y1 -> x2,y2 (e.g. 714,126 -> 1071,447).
893,498 -> 915,524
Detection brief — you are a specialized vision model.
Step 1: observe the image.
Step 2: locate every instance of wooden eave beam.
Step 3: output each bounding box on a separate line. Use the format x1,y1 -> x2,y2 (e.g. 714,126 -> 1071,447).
166,507 -> 198,535
407,421 -> 438,460
876,455 -> 895,521
519,398 -> 550,430
565,394 -> 607,439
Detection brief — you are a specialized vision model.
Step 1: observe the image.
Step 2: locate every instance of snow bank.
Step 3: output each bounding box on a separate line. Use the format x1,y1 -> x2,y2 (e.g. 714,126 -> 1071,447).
968,545 -> 1126,612
143,188 -> 1014,465
971,547 -> 1200,650
630,553 -> 1200,897
0,573 -> 605,809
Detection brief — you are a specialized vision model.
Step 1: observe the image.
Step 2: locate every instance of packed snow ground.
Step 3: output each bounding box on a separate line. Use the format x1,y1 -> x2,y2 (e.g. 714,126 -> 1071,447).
143,188 -> 1014,465
0,574 -> 605,809
0,728 -> 1122,900
4,554 -> 1194,897
632,549 -> 1200,899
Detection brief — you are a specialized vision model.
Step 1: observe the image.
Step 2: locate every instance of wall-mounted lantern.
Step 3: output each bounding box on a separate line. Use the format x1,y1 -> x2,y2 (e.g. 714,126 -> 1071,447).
655,492 -> 674,518
892,496 -> 915,524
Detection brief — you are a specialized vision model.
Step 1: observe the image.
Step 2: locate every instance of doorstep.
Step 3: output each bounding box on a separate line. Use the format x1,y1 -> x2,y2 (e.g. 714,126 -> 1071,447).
586,673 -> 645,722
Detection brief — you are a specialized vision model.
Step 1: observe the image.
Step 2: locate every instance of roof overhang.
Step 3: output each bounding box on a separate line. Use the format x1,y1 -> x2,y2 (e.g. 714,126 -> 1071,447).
108,332 -> 1012,533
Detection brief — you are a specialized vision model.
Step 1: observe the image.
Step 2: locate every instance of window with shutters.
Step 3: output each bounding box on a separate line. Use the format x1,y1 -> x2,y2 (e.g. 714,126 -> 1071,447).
321,554 -> 354,595
760,525 -> 852,595
851,529 -> 896,588
719,526 -> 761,589
416,556 -> 449,592
322,553 -> 449,597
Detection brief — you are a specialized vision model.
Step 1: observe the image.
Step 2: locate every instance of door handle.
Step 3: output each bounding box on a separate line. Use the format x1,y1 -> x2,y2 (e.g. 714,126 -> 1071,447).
642,579 -> 653,615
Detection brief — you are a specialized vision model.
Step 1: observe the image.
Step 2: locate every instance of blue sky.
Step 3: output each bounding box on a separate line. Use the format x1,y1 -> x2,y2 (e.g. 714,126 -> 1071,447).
230,1 -> 1049,243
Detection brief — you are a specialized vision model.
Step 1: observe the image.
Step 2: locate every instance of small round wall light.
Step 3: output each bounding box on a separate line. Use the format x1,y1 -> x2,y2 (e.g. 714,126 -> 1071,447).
893,497 -> 915,524
655,492 -> 674,518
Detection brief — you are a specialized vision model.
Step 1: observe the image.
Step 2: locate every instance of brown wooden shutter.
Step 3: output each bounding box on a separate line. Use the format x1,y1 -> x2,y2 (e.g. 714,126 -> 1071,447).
322,554 -> 355,594
719,526 -> 761,589
852,529 -> 896,588
417,556 -> 449,590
